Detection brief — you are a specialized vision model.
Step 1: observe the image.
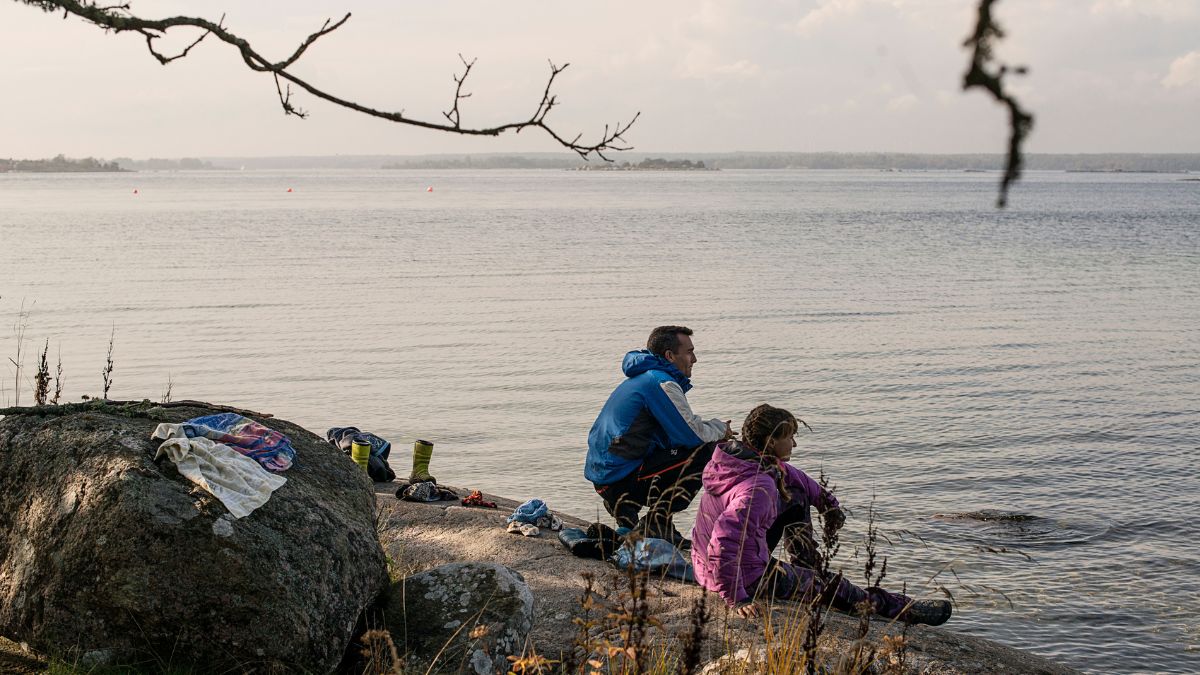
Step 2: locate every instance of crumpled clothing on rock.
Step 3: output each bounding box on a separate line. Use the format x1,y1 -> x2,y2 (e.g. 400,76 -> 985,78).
612,537 -> 696,582
325,426 -> 396,482
182,413 -> 296,471
506,499 -> 549,525
461,490 -> 498,508
398,481 -> 457,503
326,426 -> 392,459
152,423 -> 287,519
506,521 -> 540,537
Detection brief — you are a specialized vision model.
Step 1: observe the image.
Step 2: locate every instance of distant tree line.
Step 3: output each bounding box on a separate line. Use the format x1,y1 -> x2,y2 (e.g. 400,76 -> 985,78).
576,157 -> 712,171
382,155 -> 576,170
695,153 -> 1200,172
110,157 -> 218,171
0,154 -> 124,173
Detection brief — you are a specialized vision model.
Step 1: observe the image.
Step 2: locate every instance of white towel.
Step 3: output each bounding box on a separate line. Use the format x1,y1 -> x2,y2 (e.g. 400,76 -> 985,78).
151,423 -> 286,519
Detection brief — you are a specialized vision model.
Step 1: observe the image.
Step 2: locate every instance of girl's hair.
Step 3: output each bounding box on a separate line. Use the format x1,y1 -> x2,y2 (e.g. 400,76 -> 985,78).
739,403 -> 796,451
741,404 -> 799,453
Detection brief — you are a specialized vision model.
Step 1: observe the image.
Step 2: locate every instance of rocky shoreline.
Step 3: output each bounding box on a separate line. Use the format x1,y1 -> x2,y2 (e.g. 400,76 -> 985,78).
376,483 -> 1078,674
0,402 -> 1079,673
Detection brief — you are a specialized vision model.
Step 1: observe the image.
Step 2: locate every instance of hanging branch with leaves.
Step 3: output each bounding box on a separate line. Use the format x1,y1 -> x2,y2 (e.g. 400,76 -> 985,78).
963,0 -> 1034,208
17,0 -> 639,160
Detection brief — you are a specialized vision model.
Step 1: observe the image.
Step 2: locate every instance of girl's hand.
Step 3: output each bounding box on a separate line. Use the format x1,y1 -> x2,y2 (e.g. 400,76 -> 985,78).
823,507 -> 846,533
734,601 -> 761,618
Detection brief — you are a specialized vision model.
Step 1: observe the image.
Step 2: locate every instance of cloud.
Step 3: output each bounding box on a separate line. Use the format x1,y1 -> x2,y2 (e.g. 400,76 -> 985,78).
792,0 -> 863,37
1162,51 -> 1200,89
676,42 -> 762,81
713,59 -> 762,78
1090,0 -> 1199,21
885,93 -> 918,112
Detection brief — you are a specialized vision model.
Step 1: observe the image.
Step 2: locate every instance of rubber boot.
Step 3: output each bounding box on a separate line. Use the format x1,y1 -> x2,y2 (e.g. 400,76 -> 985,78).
410,440 -> 436,483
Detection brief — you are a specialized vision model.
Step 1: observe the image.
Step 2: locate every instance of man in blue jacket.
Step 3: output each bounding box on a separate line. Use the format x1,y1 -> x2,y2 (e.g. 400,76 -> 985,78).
586,325 -> 731,547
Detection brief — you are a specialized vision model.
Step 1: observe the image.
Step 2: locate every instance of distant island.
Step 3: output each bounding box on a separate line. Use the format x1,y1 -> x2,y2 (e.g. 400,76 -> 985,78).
1,154 -> 125,173
0,155 -> 222,173
573,157 -> 714,171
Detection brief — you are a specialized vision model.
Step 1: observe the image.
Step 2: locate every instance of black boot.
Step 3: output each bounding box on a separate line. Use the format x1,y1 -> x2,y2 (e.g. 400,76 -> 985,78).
900,599 -> 953,626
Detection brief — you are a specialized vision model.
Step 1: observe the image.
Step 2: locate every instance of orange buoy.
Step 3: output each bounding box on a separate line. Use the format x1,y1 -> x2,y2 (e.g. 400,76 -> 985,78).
426,186 -> 433,192
133,189 -> 139,195
287,187 -> 294,193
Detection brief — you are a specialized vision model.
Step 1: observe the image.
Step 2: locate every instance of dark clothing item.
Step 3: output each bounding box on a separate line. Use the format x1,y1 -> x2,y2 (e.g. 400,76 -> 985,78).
595,441 -> 717,535
326,426 -> 396,482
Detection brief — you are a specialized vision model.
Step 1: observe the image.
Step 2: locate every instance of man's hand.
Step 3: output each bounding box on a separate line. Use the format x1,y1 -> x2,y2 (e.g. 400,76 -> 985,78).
734,601 -> 761,618
722,420 -> 734,440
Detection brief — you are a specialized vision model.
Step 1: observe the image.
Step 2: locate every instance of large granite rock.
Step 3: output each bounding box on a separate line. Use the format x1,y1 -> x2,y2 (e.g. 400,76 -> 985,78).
0,402 -> 387,672
390,562 -> 534,674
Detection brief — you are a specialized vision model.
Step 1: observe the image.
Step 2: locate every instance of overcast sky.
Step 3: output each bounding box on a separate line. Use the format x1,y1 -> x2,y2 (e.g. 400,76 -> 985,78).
2,0 -> 1198,158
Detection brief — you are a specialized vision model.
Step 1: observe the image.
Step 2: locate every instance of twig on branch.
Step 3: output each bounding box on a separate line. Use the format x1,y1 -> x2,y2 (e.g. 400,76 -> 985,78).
963,0 -> 1034,208
274,74 -> 307,118
443,53 -> 476,128
19,0 -> 638,160
140,12 -> 216,64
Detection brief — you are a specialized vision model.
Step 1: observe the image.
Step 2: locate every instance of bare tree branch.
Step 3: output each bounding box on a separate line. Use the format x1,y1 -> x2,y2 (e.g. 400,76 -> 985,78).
17,0 -> 639,160
963,0 -> 1034,208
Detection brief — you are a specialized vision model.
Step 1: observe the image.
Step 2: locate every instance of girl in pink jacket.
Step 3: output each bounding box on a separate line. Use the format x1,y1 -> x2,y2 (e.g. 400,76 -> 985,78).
690,404 -> 951,624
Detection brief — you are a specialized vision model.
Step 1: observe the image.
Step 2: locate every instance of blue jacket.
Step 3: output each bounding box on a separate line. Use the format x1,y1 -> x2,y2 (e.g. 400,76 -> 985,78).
586,351 -> 727,485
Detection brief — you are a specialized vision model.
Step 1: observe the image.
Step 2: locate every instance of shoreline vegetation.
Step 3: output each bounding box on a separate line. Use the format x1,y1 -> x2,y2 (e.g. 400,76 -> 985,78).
3,152 -> 1199,173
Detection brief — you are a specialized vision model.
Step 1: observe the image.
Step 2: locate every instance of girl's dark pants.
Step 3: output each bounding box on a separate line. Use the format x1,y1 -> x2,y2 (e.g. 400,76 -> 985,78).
754,499 -> 911,619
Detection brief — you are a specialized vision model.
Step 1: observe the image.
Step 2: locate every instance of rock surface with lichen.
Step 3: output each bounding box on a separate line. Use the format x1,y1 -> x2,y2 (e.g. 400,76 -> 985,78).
0,402 -> 387,673
390,562 -> 534,674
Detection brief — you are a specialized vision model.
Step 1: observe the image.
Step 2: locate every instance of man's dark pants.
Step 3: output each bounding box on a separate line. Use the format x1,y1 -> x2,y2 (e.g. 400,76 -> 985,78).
593,441 -> 718,536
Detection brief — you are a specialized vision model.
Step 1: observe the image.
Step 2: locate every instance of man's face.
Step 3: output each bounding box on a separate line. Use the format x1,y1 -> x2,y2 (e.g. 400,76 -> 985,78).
664,334 -> 697,378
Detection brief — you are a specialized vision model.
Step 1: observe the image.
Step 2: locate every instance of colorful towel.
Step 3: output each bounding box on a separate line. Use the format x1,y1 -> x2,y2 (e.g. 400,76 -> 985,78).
183,413 -> 295,472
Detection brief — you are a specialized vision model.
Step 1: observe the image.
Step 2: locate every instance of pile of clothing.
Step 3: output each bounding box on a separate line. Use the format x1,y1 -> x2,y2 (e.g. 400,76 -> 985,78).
325,426 -> 396,482
558,522 -> 695,582
504,499 -> 564,537
150,413 -> 295,519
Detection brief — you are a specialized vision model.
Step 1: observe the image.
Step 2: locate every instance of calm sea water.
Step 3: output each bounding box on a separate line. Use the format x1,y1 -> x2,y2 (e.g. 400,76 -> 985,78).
2,169 -> 1197,672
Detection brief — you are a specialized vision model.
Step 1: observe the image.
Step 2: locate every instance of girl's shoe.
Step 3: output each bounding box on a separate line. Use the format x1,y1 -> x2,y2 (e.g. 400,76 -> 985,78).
901,599 -> 952,626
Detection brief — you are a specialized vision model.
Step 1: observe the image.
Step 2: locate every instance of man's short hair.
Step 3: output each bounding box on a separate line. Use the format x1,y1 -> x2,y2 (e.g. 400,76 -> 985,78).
647,325 -> 693,358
